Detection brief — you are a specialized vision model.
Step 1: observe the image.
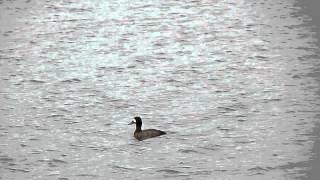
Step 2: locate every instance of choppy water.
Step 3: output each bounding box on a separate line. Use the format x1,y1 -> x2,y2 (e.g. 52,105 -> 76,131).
1,0 -> 320,179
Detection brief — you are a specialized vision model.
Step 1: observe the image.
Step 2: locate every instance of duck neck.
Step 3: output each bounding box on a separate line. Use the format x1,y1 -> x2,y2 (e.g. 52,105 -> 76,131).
135,124 -> 142,132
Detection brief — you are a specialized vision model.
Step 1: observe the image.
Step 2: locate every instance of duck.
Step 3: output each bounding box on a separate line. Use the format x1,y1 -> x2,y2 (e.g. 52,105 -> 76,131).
128,116 -> 166,141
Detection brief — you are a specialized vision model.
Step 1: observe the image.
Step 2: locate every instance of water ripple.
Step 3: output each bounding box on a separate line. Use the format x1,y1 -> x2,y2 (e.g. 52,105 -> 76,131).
0,0 -> 319,179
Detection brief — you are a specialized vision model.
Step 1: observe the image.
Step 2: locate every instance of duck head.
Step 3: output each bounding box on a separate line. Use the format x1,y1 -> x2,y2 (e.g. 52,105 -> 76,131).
128,116 -> 142,126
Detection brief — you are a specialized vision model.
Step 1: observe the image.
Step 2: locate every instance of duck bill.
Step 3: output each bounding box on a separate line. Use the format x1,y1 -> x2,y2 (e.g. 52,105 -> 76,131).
128,121 -> 136,125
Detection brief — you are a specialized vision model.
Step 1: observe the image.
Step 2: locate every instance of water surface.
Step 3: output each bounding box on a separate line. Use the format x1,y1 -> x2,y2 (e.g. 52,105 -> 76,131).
1,0 -> 320,179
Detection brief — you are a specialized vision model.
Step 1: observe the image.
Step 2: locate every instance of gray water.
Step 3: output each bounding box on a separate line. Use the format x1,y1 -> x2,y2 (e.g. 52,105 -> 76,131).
1,0 -> 320,179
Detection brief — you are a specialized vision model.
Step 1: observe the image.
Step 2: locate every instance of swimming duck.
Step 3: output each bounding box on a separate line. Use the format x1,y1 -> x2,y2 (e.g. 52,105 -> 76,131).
128,116 -> 166,141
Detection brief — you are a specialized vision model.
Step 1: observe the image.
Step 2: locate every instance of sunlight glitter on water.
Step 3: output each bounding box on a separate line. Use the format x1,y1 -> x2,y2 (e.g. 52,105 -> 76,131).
0,0 -> 320,179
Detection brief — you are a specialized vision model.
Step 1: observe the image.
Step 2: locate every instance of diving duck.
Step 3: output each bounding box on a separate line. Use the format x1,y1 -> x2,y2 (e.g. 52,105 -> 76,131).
128,116 -> 166,141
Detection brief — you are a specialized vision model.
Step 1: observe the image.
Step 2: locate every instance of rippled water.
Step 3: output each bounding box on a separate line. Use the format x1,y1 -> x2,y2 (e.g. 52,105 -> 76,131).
1,0 -> 320,179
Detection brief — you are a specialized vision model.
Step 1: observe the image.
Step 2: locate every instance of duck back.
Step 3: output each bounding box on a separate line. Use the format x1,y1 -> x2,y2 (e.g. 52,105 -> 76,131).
134,129 -> 166,141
